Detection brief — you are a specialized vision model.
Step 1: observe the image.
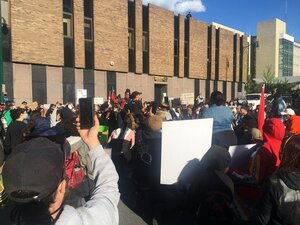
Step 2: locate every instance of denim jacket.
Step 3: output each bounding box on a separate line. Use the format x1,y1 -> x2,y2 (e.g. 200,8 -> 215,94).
202,104 -> 233,133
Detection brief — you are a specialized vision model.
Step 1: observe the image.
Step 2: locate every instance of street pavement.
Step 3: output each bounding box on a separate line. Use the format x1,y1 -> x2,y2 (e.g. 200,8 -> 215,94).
119,199 -> 147,225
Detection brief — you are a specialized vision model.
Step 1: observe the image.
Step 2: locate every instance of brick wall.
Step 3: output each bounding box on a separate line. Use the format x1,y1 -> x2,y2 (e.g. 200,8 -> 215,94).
11,0 -> 64,66
149,4 -> 174,76
218,28 -> 234,81
74,0 -> 85,68
210,25 -> 216,80
94,0 -> 128,72
188,18 -> 208,79
178,15 -> 185,78
135,0 -> 143,74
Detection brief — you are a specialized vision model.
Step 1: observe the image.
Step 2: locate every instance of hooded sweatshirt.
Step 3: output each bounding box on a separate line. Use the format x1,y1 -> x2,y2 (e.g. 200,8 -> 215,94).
231,118 -> 285,185
257,118 -> 285,183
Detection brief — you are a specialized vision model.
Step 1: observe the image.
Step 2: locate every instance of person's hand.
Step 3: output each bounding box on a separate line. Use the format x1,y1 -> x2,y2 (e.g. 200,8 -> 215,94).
76,114 -> 101,150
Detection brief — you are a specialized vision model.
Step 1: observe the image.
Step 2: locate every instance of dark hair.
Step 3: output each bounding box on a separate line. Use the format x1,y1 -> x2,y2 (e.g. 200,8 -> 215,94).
10,108 -> 26,121
210,91 -> 225,106
280,135 -> 300,173
125,89 -> 131,96
24,110 -> 42,137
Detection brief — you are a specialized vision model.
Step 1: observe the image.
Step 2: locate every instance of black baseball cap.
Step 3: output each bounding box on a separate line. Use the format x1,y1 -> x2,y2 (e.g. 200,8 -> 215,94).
3,137 -> 64,203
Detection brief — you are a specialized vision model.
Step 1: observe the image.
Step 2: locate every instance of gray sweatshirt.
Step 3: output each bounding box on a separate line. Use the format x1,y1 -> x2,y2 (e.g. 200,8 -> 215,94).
56,145 -> 120,225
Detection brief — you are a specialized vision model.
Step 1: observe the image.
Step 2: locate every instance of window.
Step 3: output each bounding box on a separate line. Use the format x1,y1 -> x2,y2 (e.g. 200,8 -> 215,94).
63,12 -> 73,38
143,32 -> 148,52
128,28 -> 135,49
174,39 -> 178,56
184,41 -> 188,59
84,18 -> 93,41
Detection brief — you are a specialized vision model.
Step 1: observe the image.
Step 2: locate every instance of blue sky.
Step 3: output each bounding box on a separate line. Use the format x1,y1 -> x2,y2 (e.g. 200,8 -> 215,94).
144,0 -> 300,42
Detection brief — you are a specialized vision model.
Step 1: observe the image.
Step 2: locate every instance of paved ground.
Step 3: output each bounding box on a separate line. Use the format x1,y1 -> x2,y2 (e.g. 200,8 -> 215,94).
119,199 -> 147,225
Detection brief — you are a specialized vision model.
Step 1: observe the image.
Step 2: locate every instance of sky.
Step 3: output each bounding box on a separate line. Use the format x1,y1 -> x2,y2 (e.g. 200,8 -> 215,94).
142,0 -> 300,42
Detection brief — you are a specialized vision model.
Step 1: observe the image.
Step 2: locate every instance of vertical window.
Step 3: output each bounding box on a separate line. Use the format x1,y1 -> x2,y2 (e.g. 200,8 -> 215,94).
174,39 -> 179,56
142,5 -> 149,74
63,0 -> 74,67
84,0 -> 94,69
84,18 -> 93,41
63,67 -> 75,103
83,69 -> 94,98
128,28 -> 135,49
63,13 -> 73,38
32,65 -> 47,104
142,32 -> 148,52
107,71 -> 116,97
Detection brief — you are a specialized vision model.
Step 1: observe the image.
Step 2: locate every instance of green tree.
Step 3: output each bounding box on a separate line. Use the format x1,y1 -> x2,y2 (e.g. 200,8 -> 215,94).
262,66 -> 277,94
262,65 -> 299,95
245,74 -> 258,93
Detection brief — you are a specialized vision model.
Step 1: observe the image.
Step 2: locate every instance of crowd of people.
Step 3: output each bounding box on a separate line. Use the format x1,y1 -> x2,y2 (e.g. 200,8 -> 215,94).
0,88 -> 300,225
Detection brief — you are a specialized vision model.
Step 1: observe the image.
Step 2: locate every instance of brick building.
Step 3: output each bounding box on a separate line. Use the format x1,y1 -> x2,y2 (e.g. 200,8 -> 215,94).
1,0 -> 248,104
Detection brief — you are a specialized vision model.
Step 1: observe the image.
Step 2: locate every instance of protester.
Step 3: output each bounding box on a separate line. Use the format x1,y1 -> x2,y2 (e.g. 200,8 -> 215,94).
282,108 -> 300,135
235,104 -> 258,145
175,145 -> 234,225
2,115 -> 120,225
130,91 -> 144,124
1,101 -> 14,130
55,107 -> 78,137
231,118 -> 285,187
255,135 -> 300,225
108,113 -> 138,162
267,91 -> 286,119
202,91 -> 237,148
3,108 -> 27,156
124,89 -> 131,105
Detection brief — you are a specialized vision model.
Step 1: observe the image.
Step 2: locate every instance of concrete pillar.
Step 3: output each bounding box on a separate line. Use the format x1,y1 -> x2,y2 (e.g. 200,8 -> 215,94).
46,66 -> 63,104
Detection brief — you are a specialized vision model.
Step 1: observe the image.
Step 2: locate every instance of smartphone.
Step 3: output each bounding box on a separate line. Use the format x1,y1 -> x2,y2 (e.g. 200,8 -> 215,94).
79,97 -> 94,129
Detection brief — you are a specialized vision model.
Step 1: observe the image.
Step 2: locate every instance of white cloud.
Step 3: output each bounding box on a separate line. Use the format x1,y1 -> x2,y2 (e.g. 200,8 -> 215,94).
142,0 -> 206,14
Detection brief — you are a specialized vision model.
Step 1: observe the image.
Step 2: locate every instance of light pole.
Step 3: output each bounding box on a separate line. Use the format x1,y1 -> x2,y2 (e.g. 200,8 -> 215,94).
239,40 -> 259,92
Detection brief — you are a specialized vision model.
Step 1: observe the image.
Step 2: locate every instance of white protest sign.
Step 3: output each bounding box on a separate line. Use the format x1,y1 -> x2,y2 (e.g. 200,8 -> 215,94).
94,97 -> 104,105
228,144 -> 257,170
180,93 -> 194,105
160,118 -> 213,185
76,89 -> 87,104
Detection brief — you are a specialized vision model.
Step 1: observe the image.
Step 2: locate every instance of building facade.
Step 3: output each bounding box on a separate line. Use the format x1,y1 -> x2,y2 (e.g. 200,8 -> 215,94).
256,18 -> 299,79
294,42 -> 300,76
1,0 -> 248,104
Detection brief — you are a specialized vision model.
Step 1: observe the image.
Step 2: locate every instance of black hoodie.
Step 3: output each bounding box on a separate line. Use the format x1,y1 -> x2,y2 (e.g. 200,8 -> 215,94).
255,169 -> 300,225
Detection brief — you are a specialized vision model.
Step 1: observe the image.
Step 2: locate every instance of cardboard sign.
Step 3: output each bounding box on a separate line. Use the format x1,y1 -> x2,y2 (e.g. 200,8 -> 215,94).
160,118 -> 213,185
94,97 -> 104,105
180,93 -> 194,105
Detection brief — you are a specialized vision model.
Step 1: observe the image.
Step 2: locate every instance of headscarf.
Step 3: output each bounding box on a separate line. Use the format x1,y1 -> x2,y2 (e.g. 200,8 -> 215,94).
262,118 -> 285,166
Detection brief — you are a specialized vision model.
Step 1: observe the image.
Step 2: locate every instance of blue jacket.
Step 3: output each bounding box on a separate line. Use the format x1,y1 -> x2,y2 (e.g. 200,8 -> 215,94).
202,105 -> 233,133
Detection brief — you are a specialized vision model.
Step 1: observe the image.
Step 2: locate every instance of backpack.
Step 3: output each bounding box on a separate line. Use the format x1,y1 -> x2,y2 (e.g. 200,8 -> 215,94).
65,150 -> 85,189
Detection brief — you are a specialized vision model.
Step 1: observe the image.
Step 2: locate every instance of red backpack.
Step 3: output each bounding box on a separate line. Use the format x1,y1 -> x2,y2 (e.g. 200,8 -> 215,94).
65,150 -> 85,189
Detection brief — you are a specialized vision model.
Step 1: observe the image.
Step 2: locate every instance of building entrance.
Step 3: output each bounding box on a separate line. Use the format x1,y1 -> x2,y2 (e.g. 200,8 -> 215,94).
154,84 -> 167,104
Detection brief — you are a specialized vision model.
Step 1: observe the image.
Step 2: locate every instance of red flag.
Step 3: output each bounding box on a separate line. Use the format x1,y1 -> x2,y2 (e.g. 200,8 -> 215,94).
110,90 -> 118,104
257,85 -> 265,135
